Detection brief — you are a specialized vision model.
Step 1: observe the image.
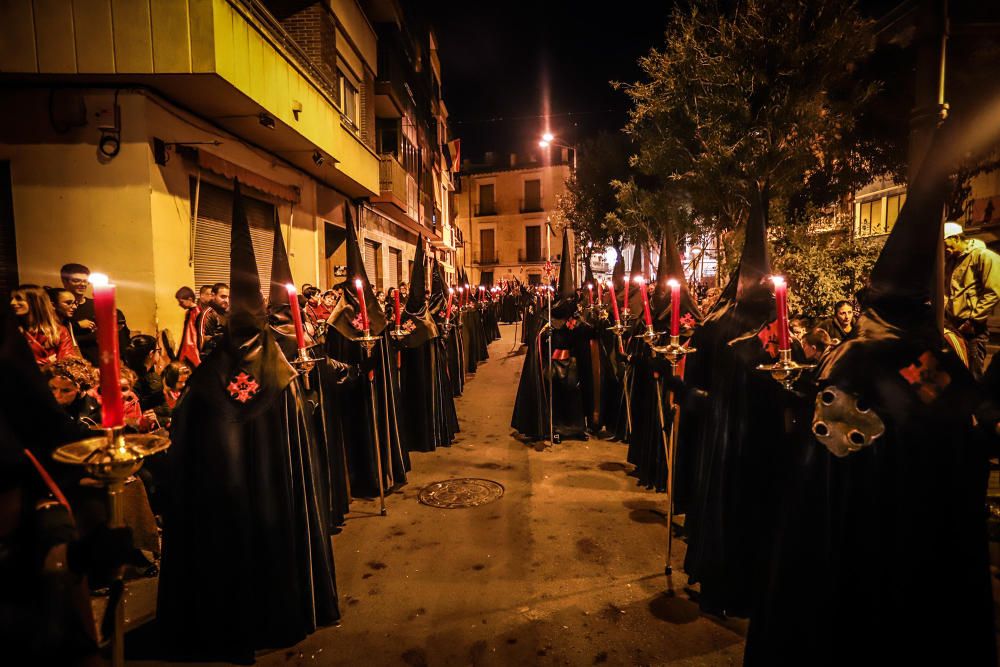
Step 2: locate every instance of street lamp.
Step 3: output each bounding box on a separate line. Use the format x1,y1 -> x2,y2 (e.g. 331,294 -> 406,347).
538,133 -> 576,172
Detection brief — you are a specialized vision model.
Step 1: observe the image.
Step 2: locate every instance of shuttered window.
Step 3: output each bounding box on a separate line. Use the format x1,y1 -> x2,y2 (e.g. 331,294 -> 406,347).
364,239 -> 382,290
193,181 -> 276,294
387,247 -> 401,289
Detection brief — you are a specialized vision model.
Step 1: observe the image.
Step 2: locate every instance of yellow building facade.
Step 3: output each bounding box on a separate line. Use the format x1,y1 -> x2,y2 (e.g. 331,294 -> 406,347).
454,152 -> 570,286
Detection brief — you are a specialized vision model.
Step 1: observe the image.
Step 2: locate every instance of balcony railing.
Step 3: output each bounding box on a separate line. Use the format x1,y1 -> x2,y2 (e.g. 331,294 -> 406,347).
518,249 -> 545,263
519,198 -> 544,213
474,252 -> 500,265
475,203 -> 497,217
379,154 -> 408,203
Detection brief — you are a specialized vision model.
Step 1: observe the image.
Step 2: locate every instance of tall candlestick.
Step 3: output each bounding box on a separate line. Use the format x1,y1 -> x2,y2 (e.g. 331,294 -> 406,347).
771,276 -> 790,350
668,279 -> 681,337
458,286 -> 465,307
284,284 -> 307,350
596,279 -> 603,305
445,288 -> 454,319
623,272 -> 631,311
586,283 -> 593,306
636,276 -> 653,327
609,281 -> 621,324
355,278 -> 370,333
90,273 -> 124,428
393,289 -> 402,327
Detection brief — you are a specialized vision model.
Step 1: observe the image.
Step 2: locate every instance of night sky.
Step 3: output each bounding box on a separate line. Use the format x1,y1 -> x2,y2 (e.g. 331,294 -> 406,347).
422,2 -> 676,160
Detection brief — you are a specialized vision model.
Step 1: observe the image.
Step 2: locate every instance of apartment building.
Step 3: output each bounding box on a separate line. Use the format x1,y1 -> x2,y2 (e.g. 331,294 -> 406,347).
0,0 -> 456,338
454,150 -> 570,286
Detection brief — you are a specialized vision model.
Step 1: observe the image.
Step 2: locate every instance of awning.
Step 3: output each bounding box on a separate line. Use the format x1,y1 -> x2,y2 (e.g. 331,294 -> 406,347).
198,150 -> 300,203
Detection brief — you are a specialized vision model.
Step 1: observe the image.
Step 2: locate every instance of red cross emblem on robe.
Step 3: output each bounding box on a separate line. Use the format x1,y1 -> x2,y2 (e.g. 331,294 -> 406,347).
899,351 -> 951,404
227,371 -> 260,403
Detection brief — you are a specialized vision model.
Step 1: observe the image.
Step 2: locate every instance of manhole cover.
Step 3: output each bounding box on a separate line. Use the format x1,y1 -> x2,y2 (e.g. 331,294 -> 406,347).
418,478 -> 505,509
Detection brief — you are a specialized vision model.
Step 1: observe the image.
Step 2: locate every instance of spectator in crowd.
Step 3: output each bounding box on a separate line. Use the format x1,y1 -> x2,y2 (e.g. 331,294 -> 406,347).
45,287 -> 80,354
153,362 -> 192,428
43,358 -> 102,427
819,300 -> 856,345
59,263 -> 129,366
789,318 -> 808,340
197,285 -> 214,309
944,221 -> 1000,378
700,286 -> 722,313
197,282 -> 229,357
174,286 -> 200,368
10,285 -> 75,367
399,281 -> 409,301
801,327 -> 833,361
125,334 -> 164,411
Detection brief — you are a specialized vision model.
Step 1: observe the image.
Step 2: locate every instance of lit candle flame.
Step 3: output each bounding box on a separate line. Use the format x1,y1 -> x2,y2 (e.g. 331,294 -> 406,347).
89,273 -> 110,287
770,275 -> 785,287
667,279 -> 680,288
355,278 -> 363,289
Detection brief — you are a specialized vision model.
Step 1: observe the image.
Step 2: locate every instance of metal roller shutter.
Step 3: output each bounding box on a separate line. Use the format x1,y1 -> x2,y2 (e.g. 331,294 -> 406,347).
386,247 -> 400,290
364,239 -> 381,290
193,182 -> 276,294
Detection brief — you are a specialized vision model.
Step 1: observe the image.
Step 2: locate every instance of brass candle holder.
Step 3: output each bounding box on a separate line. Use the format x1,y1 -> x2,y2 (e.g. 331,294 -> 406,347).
354,331 -> 387,516
756,348 -> 815,390
651,334 -> 697,367
641,324 -> 665,346
290,346 -> 325,390
389,325 -> 410,342
53,427 -> 170,667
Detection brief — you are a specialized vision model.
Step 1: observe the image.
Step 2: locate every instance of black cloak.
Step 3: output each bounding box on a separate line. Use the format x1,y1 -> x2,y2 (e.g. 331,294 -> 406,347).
158,182 -> 338,664
745,122 -> 997,665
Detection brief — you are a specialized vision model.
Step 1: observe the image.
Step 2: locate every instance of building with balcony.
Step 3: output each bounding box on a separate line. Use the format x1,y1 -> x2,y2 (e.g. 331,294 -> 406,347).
454,150 -> 570,286
0,0 -> 457,339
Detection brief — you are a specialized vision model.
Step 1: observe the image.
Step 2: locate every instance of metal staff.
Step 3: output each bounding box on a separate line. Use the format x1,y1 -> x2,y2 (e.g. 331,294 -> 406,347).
357,334 -> 387,516
650,333 -> 696,592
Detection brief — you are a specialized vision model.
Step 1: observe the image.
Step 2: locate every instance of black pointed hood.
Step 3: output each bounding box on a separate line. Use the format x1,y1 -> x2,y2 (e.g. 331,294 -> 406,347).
267,213 -> 294,326
611,251 -> 625,291
652,225 -> 701,324
583,258 -> 596,288
330,205 -> 387,339
552,229 -> 579,319
406,236 -> 427,313
429,257 -> 449,316
862,135 -> 951,324
557,229 -> 575,299
197,180 -> 295,420
626,243 -> 647,315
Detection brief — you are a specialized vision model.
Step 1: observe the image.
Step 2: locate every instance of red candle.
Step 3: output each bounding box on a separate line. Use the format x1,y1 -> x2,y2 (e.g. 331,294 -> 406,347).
668,279 -> 681,337
586,283 -> 593,306
445,288 -> 454,319
393,289 -> 402,327
596,280 -> 603,304
285,284 -> 307,350
771,276 -> 790,350
609,281 -> 621,324
458,286 -> 465,307
355,278 -> 370,333
623,272 -> 631,310
636,276 -> 653,327
90,273 -> 124,428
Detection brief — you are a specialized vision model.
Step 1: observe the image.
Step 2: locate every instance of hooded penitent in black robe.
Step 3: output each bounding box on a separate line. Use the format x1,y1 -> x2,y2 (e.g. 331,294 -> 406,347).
626,226 -> 701,491
511,230 -> 593,441
267,213 -> 352,529
396,238 -> 456,452
324,206 -> 409,499
612,244 -> 650,442
430,258 -> 461,435
745,123 -> 997,666
678,188 -> 789,618
158,182 -> 338,664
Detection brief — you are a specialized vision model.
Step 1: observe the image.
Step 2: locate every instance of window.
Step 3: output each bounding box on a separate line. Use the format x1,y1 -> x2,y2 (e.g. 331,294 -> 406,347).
481,271 -> 493,286
479,229 -> 496,263
340,73 -> 359,130
528,273 -> 541,285
855,197 -> 885,238
387,247 -> 402,289
478,184 -> 495,216
525,225 -> 541,261
523,179 -> 542,212
885,193 -> 906,232
376,118 -> 400,157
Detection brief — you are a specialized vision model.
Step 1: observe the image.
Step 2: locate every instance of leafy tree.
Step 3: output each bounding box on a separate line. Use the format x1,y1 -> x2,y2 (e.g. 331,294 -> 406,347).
619,0 -> 881,232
